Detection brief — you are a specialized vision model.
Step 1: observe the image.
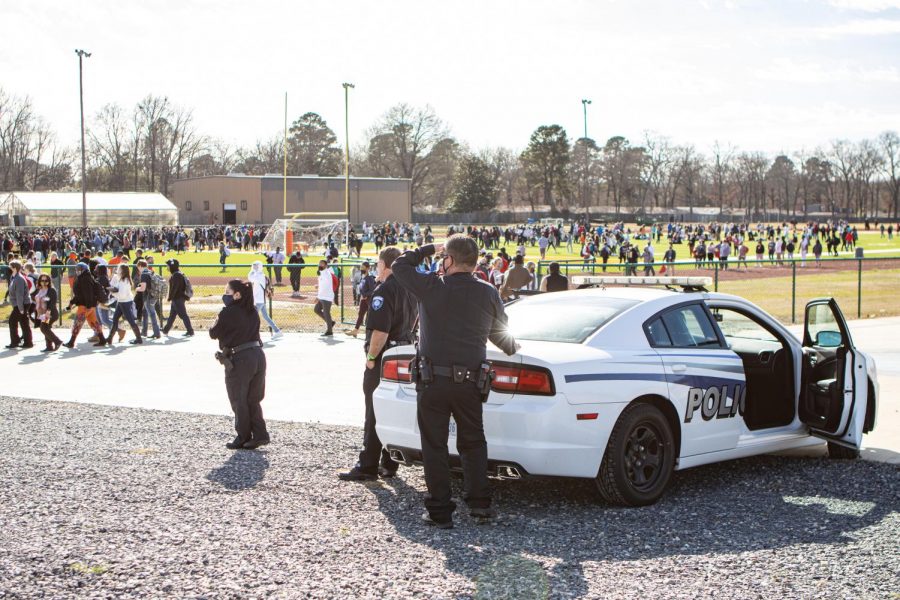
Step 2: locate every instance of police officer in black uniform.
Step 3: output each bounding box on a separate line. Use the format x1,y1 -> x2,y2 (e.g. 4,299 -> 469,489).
339,247 -> 418,481
209,279 -> 269,450
392,234 -> 518,529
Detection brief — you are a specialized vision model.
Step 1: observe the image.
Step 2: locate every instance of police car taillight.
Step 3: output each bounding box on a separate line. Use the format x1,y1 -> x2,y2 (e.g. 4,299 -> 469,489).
491,364 -> 555,395
382,357 -> 413,383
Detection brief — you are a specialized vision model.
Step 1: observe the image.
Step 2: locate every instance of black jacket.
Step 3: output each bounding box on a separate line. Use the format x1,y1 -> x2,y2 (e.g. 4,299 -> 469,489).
392,244 -> 517,369
167,271 -> 187,301
209,303 -> 261,350
69,271 -> 98,308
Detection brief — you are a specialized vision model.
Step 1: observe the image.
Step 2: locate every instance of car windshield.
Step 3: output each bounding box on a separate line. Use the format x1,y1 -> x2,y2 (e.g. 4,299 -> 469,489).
506,295 -> 639,343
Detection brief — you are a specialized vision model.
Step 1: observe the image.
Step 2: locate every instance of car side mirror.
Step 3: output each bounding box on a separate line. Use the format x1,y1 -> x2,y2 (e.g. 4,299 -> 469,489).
814,330 -> 842,348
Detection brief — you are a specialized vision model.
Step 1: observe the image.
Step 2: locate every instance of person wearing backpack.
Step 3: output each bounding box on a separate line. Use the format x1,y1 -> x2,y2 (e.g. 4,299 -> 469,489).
63,262 -> 106,348
134,259 -> 161,340
248,261 -> 282,340
162,259 -> 195,338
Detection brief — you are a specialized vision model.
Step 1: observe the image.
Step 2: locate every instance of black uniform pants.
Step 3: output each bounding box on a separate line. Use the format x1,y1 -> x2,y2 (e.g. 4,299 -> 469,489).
358,356 -> 400,473
417,376 -> 491,521
225,347 -> 268,443
289,271 -> 301,292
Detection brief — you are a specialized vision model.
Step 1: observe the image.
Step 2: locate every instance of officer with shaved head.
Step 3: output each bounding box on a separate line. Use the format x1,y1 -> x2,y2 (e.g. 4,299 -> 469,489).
392,234 -> 518,529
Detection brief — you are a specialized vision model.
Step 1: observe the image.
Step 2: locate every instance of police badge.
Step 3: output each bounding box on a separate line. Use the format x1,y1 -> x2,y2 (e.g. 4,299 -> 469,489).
371,296 -> 384,310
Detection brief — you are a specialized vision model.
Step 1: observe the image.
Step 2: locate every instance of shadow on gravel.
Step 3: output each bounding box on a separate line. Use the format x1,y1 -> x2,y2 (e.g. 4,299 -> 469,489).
367,455 -> 899,598
206,450 -> 270,491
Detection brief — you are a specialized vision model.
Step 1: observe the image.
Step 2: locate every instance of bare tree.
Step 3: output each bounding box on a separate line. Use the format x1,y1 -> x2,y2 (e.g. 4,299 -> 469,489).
362,103 -> 453,206
879,131 -> 900,218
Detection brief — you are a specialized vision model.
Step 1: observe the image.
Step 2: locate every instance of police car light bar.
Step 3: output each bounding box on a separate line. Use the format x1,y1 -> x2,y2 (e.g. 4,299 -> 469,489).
570,275 -> 713,290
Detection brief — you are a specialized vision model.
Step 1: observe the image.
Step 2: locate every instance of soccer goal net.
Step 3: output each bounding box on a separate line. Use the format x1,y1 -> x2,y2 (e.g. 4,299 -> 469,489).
262,218 -> 349,254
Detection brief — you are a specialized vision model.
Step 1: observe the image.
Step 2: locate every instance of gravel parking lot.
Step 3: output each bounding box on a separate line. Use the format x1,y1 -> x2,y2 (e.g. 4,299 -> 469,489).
0,396 -> 897,600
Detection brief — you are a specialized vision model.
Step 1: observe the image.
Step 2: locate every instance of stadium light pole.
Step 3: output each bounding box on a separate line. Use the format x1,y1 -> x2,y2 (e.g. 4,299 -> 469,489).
342,82 -> 354,243
76,49 -> 91,228
581,98 -> 592,140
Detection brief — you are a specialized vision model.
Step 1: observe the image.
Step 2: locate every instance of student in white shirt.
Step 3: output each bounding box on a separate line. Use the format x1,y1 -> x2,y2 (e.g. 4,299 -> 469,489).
315,259 -> 335,336
248,261 -> 282,339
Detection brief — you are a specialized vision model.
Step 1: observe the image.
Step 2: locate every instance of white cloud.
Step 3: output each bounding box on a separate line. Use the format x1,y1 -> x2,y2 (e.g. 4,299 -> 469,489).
828,0 -> 900,11
756,58 -> 900,83
808,18 -> 900,37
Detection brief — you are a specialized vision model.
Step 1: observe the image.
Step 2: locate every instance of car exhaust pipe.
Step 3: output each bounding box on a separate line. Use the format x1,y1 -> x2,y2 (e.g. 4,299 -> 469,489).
496,465 -> 522,480
389,449 -> 406,464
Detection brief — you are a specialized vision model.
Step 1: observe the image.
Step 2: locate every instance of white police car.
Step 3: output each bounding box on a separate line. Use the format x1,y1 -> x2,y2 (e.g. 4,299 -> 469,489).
373,277 -> 879,506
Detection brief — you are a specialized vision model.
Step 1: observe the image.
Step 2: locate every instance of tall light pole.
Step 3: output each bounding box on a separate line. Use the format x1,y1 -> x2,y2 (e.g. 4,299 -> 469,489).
76,49 -> 91,228
581,98 -> 592,140
342,82 -> 354,235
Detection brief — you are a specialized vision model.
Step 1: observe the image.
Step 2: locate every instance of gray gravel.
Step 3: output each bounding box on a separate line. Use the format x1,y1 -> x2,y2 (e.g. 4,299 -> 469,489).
0,396 -> 897,600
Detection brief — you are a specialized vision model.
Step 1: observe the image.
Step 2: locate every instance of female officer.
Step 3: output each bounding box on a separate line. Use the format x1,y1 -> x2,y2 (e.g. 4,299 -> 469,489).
209,279 -> 269,450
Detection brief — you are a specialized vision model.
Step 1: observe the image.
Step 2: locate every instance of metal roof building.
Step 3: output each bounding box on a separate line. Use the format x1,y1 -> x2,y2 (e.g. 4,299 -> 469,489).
0,192 -> 179,227
172,174 -> 412,225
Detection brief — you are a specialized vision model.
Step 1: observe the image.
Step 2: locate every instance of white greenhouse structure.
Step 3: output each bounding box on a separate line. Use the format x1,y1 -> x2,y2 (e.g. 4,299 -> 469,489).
0,192 -> 179,227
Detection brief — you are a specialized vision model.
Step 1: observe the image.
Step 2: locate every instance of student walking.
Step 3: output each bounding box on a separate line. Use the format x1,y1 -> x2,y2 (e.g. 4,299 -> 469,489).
106,264 -> 143,345
248,261 -> 282,340
162,259 -> 195,337
31,273 -> 62,352
314,259 -> 335,336
64,262 -> 105,348
135,259 -> 161,340
5,260 -> 33,349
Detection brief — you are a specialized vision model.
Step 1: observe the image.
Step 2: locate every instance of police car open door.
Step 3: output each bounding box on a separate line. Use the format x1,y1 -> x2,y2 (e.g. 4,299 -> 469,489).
799,298 -> 866,449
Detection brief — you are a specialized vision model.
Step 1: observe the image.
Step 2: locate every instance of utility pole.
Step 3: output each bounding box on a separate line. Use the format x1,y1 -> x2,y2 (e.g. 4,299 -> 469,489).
581,98 -> 592,140
76,49 -> 91,228
342,82 -> 355,237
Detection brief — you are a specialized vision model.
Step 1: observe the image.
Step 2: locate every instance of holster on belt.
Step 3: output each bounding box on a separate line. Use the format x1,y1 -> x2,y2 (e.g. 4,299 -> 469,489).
215,351 -> 234,373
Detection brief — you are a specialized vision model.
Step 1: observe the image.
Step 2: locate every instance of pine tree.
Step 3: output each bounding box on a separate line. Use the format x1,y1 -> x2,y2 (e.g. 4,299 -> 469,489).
448,155 -> 497,213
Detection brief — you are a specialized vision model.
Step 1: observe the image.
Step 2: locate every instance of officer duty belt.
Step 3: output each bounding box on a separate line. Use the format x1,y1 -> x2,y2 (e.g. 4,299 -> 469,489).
227,340 -> 263,356
432,365 -> 480,383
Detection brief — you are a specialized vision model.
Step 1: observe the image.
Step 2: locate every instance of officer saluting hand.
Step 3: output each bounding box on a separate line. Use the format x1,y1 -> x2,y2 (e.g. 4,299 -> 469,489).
392,235 -> 518,529
339,247 -> 417,481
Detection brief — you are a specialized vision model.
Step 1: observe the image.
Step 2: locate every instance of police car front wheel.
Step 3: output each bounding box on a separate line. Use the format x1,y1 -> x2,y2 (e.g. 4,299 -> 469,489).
595,403 -> 675,507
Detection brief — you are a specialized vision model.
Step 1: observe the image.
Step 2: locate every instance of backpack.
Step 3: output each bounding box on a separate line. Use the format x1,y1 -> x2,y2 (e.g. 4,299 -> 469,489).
183,273 -> 194,300
149,272 -> 168,300
331,271 -> 339,295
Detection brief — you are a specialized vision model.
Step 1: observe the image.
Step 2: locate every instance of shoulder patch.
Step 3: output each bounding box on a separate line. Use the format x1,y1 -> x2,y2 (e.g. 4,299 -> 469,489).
371,296 -> 384,310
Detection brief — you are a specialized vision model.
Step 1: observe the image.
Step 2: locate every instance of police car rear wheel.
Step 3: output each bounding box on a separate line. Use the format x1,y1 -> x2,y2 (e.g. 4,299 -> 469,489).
596,403 -> 675,507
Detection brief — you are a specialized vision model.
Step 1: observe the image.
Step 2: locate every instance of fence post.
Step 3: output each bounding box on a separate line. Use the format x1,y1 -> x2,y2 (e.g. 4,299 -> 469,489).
791,261 -> 797,324
713,261 -> 719,292
536,262 -> 543,289
339,267 -> 345,325
857,258 -> 862,319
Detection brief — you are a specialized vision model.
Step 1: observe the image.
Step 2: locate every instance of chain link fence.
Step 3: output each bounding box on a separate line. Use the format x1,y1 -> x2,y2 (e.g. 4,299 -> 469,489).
3,256 -> 899,333
536,255 -> 900,324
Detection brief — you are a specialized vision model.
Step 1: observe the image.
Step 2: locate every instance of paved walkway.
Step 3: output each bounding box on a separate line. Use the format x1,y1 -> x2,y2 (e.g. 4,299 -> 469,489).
2,317 -> 897,462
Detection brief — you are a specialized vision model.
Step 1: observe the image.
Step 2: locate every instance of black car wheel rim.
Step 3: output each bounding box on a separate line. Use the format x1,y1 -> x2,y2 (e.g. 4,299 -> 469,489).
624,422 -> 664,492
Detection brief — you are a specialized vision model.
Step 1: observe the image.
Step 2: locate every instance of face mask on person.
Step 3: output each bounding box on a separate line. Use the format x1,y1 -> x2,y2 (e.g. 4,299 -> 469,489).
222,294 -> 234,306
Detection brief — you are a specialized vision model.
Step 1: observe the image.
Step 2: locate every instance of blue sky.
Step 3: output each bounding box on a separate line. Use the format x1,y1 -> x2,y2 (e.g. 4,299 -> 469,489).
2,0 -> 898,156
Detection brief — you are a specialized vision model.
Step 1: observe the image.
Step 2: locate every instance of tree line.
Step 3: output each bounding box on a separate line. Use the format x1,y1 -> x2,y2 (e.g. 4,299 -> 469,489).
1,86 -> 898,219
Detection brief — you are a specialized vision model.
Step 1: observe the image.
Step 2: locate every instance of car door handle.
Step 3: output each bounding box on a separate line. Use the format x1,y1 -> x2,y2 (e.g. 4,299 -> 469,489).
671,364 -> 687,373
